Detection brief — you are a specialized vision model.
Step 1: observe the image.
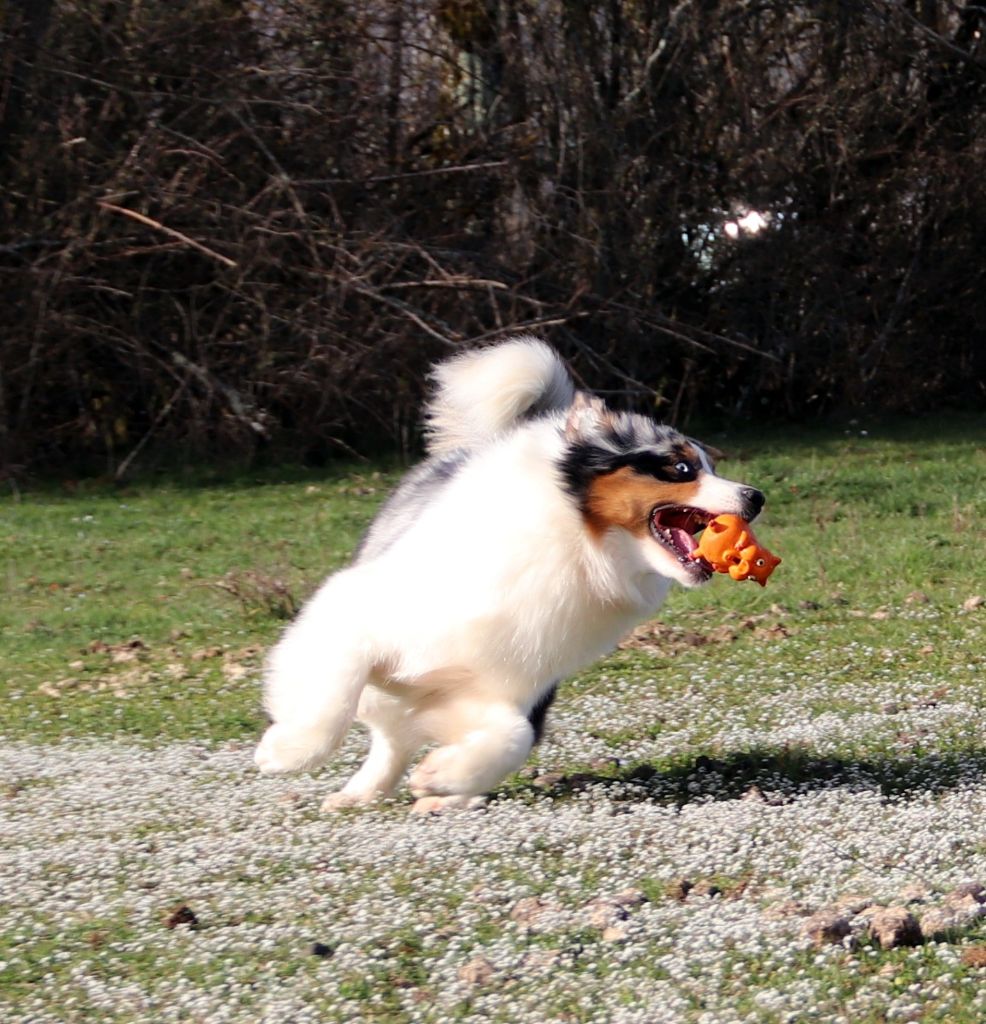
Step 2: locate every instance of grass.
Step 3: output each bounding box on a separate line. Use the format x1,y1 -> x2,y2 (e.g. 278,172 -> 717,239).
2,413 -> 986,1023
0,465 -> 391,742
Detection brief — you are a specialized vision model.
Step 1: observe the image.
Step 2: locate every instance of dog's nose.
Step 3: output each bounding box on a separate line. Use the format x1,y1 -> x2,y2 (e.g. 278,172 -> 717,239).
741,487 -> 765,516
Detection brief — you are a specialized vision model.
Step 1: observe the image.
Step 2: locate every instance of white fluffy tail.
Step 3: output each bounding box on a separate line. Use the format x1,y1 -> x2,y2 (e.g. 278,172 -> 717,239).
425,335 -> 574,457
254,598 -> 369,774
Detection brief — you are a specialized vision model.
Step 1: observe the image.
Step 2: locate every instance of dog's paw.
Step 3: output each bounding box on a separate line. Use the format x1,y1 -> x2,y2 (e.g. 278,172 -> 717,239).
321,790 -> 377,812
254,723 -> 326,775
408,745 -> 464,797
411,794 -> 486,815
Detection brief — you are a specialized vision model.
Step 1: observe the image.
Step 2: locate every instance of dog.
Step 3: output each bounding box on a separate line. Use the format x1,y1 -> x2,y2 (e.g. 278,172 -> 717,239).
254,337 -> 765,812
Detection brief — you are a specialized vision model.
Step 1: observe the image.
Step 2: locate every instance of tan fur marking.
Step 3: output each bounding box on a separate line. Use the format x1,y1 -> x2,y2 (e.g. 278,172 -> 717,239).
584,468 -> 703,538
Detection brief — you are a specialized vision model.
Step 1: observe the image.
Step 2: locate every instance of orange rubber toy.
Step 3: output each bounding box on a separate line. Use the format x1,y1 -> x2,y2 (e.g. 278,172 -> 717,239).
689,514 -> 781,587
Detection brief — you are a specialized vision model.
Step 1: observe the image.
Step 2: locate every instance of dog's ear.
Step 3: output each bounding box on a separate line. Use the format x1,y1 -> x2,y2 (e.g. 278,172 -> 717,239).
565,391 -> 613,440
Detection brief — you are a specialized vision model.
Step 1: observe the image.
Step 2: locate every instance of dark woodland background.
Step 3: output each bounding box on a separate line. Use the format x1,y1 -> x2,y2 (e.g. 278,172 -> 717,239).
2,0 -> 985,476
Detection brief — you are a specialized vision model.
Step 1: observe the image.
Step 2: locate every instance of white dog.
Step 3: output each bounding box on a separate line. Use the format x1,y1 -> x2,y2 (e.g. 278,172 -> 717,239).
255,337 -> 765,812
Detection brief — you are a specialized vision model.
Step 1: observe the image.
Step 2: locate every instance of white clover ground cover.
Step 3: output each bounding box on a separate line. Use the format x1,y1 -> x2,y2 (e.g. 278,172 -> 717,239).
3,724 -> 986,1024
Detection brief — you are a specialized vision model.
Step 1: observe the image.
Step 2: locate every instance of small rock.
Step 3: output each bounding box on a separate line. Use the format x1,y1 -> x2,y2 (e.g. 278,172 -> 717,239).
867,906 -> 922,948
612,887 -> 648,909
798,599 -> 821,611
870,609 -> 891,620
802,912 -> 852,946
601,925 -> 629,943
921,892 -> 986,940
944,892 -> 986,915
961,946 -> 986,968
962,595 -> 984,611
583,898 -> 629,929
457,956 -> 495,986
276,790 -> 302,805
163,904 -> 199,930
763,900 -> 810,920
946,882 -> 985,904
509,896 -> 551,928
882,702 -> 901,715
521,948 -> 561,970
899,882 -> 932,904
741,784 -> 766,802
665,878 -> 694,901
532,771 -> 564,789
690,879 -> 722,898
834,893 -> 876,915
311,942 -> 334,958
904,590 -> 930,604
920,904 -> 983,941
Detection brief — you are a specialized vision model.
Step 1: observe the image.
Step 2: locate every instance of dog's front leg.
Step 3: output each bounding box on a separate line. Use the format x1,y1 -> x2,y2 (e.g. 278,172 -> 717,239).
321,722 -> 419,811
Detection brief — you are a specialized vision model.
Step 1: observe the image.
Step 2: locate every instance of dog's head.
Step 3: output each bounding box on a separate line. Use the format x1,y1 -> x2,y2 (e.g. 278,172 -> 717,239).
559,393 -> 765,589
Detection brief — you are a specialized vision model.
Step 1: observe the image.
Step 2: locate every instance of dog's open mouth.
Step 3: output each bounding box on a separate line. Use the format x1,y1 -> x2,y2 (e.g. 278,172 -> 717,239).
649,506 -> 714,577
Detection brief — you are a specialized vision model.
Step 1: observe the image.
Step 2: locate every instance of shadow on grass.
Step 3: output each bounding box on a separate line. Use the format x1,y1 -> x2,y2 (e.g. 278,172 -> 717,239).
511,744 -> 986,807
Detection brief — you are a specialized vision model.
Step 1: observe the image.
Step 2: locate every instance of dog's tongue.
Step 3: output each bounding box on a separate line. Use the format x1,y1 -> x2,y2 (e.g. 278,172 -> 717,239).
670,527 -> 698,555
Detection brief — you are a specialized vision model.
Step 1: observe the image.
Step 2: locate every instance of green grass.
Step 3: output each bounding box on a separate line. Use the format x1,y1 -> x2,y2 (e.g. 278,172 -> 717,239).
0,465 -> 391,742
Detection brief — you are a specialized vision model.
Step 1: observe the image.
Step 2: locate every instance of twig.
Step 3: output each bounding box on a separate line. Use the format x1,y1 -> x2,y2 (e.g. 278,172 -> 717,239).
293,161 -> 509,186
462,314 -> 590,345
171,351 -> 269,436
114,380 -> 188,481
600,296 -> 780,361
870,0 -> 986,68
96,202 -> 237,268
382,278 -> 509,291
349,284 -> 459,347
620,0 -> 696,108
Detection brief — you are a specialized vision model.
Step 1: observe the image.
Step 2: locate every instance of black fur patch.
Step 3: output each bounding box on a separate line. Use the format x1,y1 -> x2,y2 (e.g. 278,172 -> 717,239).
527,683 -> 558,744
353,451 -> 468,562
558,423 -> 693,506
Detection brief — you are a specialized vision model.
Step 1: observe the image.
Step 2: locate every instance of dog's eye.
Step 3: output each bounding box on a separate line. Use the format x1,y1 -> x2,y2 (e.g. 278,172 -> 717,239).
755,558 -> 765,566
674,461 -> 694,478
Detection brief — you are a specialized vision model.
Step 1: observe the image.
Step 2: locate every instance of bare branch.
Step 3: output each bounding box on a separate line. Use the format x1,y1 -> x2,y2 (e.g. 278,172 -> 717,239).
96,202 -> 237,268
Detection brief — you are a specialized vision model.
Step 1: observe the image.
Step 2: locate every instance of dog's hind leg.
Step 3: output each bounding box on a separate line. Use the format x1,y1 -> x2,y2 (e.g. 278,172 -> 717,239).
254,620 -> 370,775
408,699 -> 534,807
